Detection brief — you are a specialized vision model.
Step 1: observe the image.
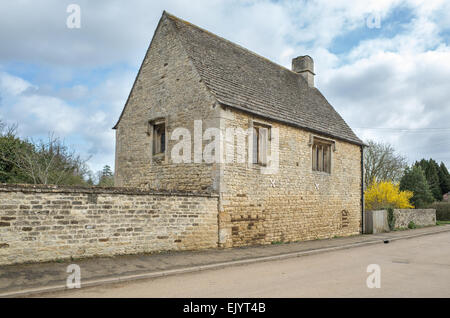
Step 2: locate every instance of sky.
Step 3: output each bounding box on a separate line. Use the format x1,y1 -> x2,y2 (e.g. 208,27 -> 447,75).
0,0 -> 449,173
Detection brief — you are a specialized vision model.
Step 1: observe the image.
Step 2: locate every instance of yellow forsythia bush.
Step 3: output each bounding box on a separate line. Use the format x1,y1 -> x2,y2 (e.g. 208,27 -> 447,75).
365,179 -> 414,211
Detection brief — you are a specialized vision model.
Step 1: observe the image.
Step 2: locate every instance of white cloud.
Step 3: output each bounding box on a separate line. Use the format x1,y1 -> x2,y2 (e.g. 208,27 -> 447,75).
0,70 -> 131,173
12,95 -> 82,135
0,72 -> 35,96
321,47 -> 450,165
1,0 -> 450,171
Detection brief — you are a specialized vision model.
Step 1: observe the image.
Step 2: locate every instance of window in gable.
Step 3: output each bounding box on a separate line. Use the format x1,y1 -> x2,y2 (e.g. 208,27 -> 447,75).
152,121 -> 166,156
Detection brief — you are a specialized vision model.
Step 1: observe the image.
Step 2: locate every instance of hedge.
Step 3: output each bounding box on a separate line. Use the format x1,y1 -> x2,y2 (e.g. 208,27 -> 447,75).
428,202 -> 450,220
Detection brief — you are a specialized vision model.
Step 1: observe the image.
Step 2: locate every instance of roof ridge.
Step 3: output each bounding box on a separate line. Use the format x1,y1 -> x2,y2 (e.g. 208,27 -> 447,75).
114,11 -> 363,145
164,13 -> 361,144
163,11 -> 304,78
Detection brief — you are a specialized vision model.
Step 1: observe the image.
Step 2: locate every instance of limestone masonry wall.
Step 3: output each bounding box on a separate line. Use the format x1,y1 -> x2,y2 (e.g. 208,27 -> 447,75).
394,209 -> 436,228
218,108 -> 362,247
0,184 -> 218,266
114,14 -> 221,192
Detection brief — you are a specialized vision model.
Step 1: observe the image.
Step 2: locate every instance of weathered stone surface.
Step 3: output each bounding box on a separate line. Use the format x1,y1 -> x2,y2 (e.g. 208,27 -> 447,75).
394,209 -> 436,228
218,109 -> 362,247
114,14 -> 220,192
0,184 -> 218,266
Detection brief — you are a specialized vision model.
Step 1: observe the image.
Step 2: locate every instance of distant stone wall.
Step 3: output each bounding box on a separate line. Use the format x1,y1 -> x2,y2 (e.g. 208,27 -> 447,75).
0,184 -> 218,266
394,209 -> 436,228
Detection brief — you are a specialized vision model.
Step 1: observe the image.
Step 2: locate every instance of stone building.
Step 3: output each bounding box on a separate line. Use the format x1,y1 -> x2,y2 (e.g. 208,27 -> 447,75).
114,11 -> 365,247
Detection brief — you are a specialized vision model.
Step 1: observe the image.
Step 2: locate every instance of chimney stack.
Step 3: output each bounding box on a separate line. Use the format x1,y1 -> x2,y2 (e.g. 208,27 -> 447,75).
292,55 -> 315,87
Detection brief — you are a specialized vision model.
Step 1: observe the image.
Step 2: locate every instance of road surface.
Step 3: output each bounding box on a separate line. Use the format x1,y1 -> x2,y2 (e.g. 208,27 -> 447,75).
41,231 -> 450,297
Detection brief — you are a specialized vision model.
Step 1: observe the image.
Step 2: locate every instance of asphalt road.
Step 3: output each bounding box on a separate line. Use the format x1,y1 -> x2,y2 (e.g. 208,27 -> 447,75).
41,231 -> 450,298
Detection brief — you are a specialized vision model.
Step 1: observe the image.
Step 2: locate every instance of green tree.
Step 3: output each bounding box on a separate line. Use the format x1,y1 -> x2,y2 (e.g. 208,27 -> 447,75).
437,162 -> 450,195
0,122 -> 33,183
16,135 -> 90,185
415,159 -> 442,201
97,165 -> 114,187
85,170 -> 95,186
400,165 -> 434,208
0,122 -> 90,186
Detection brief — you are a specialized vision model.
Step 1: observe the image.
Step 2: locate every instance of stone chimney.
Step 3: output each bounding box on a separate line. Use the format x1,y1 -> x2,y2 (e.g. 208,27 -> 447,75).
292,55 -> 315,87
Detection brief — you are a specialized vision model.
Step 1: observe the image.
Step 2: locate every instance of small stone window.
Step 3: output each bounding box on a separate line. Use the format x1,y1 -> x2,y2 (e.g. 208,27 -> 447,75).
311,137 -> 333,173
150,119 -> 166,156
252,124 -> 270,166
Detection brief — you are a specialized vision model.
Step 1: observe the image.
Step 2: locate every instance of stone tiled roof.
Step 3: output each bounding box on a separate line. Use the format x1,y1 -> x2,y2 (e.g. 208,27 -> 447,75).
166,12 -> 363,145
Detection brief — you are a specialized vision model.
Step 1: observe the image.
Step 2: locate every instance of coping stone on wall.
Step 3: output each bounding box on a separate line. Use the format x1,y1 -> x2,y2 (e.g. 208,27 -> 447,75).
0,183 -> 218,198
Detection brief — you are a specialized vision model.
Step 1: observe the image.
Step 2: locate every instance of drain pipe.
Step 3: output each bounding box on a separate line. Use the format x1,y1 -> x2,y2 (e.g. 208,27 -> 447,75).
360,145 -> 365,234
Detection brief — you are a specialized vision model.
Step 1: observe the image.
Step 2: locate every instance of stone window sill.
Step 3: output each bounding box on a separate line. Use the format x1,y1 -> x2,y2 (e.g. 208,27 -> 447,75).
152,153 -> 166,164
312,170 -> 331,176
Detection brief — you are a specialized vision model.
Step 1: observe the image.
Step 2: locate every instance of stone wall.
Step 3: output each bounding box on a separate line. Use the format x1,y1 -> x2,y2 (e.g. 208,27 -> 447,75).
0,184 -> 218,266
218,108 -> 363,247
394,209 -> 436,228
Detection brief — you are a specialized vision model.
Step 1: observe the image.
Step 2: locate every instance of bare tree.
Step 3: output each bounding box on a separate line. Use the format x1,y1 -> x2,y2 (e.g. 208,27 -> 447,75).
0,120 -> 18,137
364,140 -> 408,188
1,133 -> 91,185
